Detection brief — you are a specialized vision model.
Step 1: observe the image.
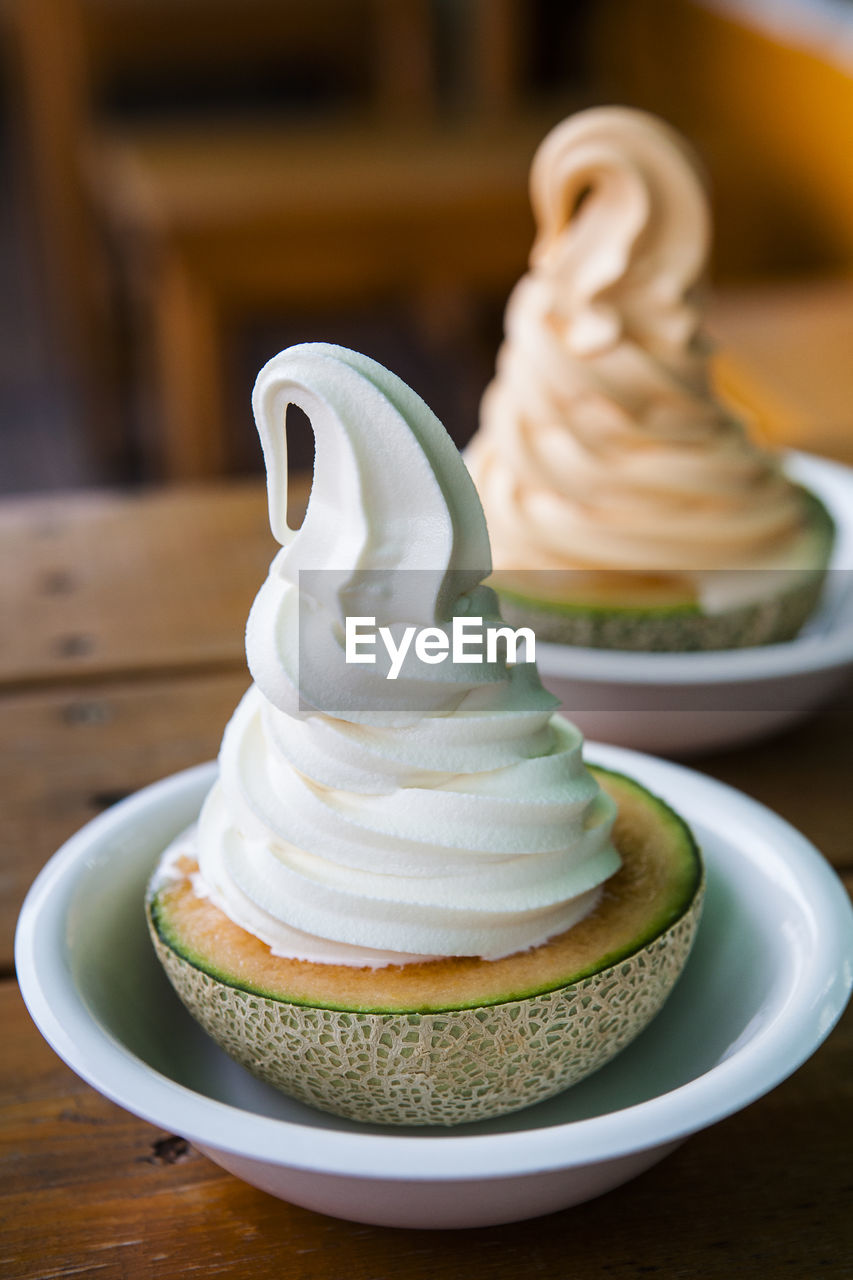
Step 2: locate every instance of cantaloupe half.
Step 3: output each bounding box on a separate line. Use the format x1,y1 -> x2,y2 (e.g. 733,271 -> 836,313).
147,768 -> 704,1126
493,488 -> 834,652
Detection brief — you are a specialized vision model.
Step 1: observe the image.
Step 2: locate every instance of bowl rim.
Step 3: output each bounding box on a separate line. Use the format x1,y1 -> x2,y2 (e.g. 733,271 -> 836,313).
537,451 -> 853,686
15,746 -> 853,1183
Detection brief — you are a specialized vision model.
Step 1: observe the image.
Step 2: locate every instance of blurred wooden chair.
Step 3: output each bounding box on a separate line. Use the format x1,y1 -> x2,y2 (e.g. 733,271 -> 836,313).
7,0 -> 437,477
8,0 -> 557,479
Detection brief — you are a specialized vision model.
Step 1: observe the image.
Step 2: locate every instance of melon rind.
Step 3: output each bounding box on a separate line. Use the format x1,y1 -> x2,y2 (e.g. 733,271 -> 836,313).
146,767 -> 705,1127
149,901 -> 701,1126
494,488 -> 834,652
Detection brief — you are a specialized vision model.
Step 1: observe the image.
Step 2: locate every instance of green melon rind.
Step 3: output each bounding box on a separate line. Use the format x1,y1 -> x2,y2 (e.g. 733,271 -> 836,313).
494,488 -> 835,651
149,900 -> 702,1126
146,770 -> 704,1126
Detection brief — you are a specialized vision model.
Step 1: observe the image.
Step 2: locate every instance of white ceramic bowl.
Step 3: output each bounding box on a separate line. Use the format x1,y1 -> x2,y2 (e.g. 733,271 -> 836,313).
536,452 -> 853,755
16,748 -> 853,1229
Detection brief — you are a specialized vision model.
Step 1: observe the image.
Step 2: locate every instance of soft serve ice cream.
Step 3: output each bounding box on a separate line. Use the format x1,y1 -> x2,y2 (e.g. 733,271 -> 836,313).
147,341 -> 706,1127
180,343 -> 619,966
465,107 -> 818,601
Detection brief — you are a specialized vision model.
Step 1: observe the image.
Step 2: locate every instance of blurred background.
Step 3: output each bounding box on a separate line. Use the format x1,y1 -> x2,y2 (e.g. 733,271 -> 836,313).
1,0 -> 853,494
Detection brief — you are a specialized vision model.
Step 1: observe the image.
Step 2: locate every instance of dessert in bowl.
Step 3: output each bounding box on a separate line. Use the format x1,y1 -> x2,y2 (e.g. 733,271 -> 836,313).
144,342 -> 703,1125
465,107 -> 834,651
534,450 -> 853,756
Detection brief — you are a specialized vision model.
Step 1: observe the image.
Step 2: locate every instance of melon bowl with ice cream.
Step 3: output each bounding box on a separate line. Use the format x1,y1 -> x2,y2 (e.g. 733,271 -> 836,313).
465,107 -> 835,652
148,763 -> 700,1126
141,343 -> 704,1126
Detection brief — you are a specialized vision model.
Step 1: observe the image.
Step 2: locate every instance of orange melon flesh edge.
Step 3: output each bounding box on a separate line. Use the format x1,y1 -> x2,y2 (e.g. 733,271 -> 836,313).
149,768 -> 702,1014
490,569 -> 699,610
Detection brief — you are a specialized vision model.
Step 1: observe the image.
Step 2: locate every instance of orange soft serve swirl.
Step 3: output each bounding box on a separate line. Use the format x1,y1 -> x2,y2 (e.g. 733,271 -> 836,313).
466,107 -> 808,576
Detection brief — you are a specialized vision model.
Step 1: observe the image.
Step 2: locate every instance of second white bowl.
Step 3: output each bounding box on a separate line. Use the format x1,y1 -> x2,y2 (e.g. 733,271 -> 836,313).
536,452 -> 853,755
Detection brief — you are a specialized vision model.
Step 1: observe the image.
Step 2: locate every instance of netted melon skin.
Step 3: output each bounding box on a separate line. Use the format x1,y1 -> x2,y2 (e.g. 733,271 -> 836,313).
148,887 -> 703,1127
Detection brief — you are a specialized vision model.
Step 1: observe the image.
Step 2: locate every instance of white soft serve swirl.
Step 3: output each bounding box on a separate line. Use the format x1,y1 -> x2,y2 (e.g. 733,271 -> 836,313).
466,107 -> 809,577
195,343 -> 619,965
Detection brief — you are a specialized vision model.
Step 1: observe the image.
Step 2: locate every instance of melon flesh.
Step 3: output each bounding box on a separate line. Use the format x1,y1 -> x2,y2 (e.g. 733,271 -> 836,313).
147,768 -> 704,1125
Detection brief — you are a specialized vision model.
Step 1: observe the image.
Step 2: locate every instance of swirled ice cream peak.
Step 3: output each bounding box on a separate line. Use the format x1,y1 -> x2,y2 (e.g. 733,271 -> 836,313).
254,343 -> 489,625
193,343 -> 619,965
466,106 -> 811,581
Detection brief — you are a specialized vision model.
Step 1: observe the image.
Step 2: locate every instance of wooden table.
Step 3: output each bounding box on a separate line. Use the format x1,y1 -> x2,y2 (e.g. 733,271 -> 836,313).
2,472 -> 852,1277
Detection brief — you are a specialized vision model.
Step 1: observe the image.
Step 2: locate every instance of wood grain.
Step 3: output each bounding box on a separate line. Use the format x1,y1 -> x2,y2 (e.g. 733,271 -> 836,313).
0,671 -> 249,973
0,477 -> 308,688
2,976 -> 851,1279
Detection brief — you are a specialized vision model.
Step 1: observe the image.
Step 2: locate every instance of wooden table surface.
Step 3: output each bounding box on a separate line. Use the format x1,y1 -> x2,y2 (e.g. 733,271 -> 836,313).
3,288 -> 853,1276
